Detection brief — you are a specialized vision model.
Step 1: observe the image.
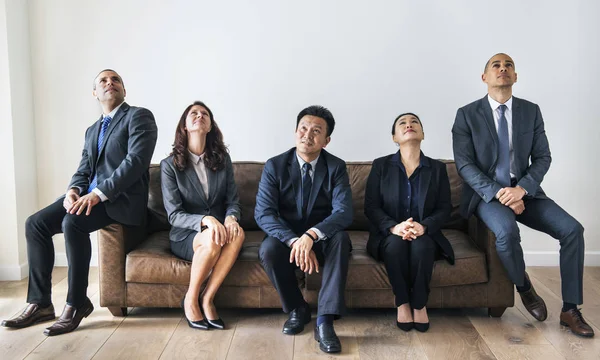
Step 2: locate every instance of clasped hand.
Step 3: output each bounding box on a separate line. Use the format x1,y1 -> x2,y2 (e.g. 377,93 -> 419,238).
203,216 -> 240,246
496,187 -> 526,215
390,217 -> 425,241
289,234 -> 319,274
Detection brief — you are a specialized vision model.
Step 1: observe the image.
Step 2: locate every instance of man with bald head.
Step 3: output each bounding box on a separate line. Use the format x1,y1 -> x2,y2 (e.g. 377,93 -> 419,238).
1,69 -> 158,336
452,54 -> 593,337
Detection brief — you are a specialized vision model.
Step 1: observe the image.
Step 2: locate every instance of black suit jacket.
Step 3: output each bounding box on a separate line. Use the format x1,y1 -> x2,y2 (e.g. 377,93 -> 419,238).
364,152 -> 454,264
254,148 -> 353,242
160,154 -> 241,242
452,96 -> 551,218
68,103 -> 158,226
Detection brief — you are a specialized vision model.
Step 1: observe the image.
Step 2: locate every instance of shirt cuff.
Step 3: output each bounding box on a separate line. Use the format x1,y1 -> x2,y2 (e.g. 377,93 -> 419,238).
92,188 -> 108,202
285,237 -> 299,248
310,228 -> 326,241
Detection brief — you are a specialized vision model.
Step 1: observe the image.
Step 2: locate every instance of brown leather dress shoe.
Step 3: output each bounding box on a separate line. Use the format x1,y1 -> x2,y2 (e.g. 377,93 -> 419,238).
518,273 -> 547,321
1,304 -> 55,328
560,309 -> 595,338
43,297 -> 94,336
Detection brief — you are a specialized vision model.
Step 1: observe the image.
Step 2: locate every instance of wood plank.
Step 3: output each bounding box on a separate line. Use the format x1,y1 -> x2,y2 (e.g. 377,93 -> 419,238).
293,316 -> 359,359
416,309 -> 497,360
225,310 -> 293,360
485,344 -> 565,360
91,307 -> 181,360
0,267 -> 93,360
348,309 -> 427,360
159,309 -> 239,360
516,268 -> 600,360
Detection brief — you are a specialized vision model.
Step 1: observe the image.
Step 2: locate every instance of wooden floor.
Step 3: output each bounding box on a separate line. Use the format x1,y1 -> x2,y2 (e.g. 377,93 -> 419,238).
1,267 -> 600,360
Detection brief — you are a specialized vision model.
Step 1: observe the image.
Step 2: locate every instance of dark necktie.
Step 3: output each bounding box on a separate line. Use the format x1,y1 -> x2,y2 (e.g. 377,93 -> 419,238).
88,115 -> 112,193
302,162 -> 312,218
495,105 -> 511,187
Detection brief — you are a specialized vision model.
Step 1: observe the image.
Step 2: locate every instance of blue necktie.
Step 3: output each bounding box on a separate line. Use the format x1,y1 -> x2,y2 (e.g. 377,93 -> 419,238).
88,116 -> 112,193
302,162 -> 312,218
495,105 -> 511,187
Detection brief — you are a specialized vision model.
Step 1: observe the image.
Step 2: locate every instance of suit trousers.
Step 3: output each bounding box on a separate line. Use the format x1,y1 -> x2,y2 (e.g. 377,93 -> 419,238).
379,234 -> 437,309
259,231 -> 351,317
476,197 -> 584,304
26,197 -> 114,307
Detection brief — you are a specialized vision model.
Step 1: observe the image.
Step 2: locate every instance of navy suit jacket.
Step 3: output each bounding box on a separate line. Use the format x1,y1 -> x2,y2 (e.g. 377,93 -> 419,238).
160,154 -> 241,243
364,152 -> 454,264
452,96 -> 551,218
68,103 -> 158,226
254,148 -> 353,242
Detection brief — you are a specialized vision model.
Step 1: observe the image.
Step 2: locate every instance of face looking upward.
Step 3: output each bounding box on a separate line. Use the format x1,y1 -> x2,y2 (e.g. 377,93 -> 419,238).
482,53 -> 518,90
93,70 -> 126,105
392,114 -> 424,146
185,105 -> 212,135
295,115 -> 330,159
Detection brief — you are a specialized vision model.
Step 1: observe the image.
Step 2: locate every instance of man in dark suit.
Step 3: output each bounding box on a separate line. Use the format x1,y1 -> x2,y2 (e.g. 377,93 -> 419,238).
452,53 -> 593,337
1,69 -> 158,336
255,105 -> 353,353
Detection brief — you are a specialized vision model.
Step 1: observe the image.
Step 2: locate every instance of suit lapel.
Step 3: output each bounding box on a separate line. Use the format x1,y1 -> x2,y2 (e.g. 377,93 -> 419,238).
478,96 -> 498,147
511,97 -> 521,172
98,103 -> 129,158
89,116 -> 102,170
307,154 -> 327,216
418,166 -> 431,221
389,153 -> 403,220
183,165 -> 209,205
288,153 -> 302,217
206,167 -> 218,204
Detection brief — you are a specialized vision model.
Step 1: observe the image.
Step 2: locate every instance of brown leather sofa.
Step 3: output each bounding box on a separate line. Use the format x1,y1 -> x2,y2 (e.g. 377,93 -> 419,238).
98,161 -> 514,317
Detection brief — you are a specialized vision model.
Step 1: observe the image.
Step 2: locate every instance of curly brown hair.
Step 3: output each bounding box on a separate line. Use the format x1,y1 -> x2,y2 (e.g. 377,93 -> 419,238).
170,101 -> 228,172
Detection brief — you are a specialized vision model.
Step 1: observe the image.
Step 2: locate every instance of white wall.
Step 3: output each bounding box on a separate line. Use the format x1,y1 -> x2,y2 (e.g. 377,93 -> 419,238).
9,0 -> 598,271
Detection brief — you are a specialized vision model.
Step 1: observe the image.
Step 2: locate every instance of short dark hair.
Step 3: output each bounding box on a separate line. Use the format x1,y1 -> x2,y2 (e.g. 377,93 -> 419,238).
296,105 -> 335,136
93,69 -> 124,90
391,112 -> 422,135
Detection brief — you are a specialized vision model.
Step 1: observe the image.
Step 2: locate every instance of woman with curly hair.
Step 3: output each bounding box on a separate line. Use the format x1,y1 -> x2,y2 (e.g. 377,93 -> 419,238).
161,101 -> 244,330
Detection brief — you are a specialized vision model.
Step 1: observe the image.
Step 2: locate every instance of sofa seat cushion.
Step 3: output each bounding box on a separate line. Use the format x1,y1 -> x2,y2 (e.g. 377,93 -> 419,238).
126,230 -> 279,287
306,230 -> 488,290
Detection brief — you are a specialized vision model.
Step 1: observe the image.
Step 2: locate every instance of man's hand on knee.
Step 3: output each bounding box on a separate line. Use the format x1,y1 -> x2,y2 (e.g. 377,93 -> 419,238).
509,199 -> 525,215
497,186 -> 526,206
63,188 -> 80,212
69,193 -> 100,216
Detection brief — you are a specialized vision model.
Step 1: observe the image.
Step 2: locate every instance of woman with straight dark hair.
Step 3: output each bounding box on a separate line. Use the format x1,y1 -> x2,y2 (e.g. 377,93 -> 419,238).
161,101 -> 244,330
364,113 -> 454,332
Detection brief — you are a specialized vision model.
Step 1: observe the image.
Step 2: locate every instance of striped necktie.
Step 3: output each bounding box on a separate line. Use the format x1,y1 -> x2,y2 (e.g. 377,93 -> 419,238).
495,105 -> 511,187
87,116 -> 112,193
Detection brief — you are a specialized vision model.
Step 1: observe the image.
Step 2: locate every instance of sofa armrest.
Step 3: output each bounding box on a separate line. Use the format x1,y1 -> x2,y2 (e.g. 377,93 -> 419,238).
97,223 -> 146,308
468,216 -> 514,306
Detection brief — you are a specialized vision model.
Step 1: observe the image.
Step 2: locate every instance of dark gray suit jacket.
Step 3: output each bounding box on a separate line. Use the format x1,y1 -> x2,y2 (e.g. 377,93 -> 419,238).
160,153 -> 241,242
254,148 -> 353,242
68,102 -> 158,226
452,96 -> 551,218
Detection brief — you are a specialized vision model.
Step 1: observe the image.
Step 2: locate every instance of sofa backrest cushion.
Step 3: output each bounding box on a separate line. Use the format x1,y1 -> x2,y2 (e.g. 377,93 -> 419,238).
146,160 -> 466,233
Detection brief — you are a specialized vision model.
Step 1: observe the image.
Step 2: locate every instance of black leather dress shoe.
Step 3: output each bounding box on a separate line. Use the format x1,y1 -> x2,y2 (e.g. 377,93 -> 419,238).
414,322 -> 430,332
181,298 -> 209,330
282,303 -> 311,335
2,303 -> 55,329
314,323 -> 342,353
396,321 -> 414,331
44,298 -> 93,336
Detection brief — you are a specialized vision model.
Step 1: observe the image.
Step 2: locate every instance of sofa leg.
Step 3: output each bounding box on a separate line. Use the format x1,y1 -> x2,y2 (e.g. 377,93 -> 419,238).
488,307 -> 507,318
108,307 -> 128,316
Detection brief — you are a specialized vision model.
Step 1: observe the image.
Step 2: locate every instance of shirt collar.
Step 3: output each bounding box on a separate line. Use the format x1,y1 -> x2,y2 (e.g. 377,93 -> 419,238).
103,101 -> 125,120
487,95 -> 513,112
188,150 -> 204,165
296,152 -> 320,171
392,150 -> 429,168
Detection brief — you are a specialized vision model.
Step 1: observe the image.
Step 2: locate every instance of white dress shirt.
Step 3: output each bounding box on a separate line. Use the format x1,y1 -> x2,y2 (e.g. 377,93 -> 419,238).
188,150 -> 209,198
285,153 -> 326,247
487,95 -> 516,179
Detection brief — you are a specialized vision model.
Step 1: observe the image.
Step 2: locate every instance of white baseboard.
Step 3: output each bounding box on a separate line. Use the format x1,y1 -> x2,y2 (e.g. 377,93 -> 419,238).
524,251 -> 600,266
0,261 -> 29,281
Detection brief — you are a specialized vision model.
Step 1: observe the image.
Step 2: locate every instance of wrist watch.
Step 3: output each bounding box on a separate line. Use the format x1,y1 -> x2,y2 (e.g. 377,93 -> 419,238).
227,215 -> 238,222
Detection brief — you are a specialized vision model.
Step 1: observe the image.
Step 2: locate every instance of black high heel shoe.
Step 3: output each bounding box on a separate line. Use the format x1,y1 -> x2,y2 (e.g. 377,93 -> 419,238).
200,302 -> 225,330
414,322 -> 430,332
396,321 -> 414,331
181,297 -> 209,330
